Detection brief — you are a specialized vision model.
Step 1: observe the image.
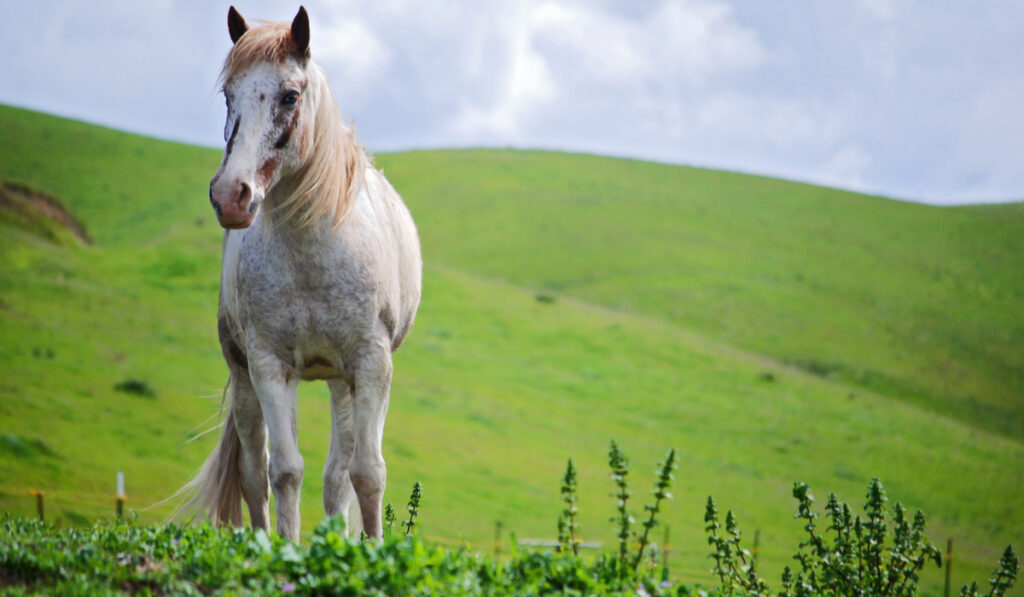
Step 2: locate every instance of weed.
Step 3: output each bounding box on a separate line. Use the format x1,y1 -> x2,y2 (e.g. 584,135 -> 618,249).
634,447 -> 676,572
384,503 -> 396,537
403,481 -> 422,536
608,439 -> 633,569
557,458 -> 580,556
705,478 -> 1018,597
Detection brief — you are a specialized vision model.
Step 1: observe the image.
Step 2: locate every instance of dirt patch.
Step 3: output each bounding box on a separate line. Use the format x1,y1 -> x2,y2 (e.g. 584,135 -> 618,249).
0,180 -> 92,245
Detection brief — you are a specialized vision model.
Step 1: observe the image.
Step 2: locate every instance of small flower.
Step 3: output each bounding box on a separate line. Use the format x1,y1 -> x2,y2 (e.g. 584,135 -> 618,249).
282,581 -> 296,593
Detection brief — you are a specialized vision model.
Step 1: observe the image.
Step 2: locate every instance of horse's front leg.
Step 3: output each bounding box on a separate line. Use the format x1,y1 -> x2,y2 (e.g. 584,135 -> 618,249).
350,342 -> 393,539
324,378 -> 356,532
247,348 -> 303,540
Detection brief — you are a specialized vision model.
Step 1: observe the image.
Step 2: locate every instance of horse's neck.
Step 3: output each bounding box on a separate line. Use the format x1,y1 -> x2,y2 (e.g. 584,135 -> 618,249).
262,172 -> 332,242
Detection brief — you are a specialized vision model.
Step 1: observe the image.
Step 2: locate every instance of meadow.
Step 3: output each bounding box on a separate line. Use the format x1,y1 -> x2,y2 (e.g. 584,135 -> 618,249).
0,104 -> 1021,594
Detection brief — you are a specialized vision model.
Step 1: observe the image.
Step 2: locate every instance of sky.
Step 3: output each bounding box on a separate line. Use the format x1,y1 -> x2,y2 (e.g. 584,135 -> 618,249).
2,1 -> 1022,205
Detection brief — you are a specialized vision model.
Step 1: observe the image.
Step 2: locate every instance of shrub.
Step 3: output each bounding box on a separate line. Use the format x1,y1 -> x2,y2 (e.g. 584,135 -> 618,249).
703,478 -> 1019,597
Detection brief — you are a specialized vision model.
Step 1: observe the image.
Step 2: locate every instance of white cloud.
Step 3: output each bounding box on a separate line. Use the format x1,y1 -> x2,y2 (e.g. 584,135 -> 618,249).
446,0 -> 766,143
314,18 -> 392,103
449,5 -> 557,139
1,1 -> 1023,203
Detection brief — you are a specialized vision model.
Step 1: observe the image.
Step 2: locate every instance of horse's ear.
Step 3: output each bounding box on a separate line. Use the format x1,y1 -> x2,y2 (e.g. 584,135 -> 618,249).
291,6 -> 310,56
228,6 -> 248,44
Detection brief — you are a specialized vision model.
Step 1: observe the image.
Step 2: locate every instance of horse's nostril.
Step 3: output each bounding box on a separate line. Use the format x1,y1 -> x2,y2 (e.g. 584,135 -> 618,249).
238,182 -> 252,207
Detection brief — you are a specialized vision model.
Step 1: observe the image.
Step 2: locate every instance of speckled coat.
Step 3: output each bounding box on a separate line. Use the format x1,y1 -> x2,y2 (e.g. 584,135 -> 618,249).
179,6 -> 421,542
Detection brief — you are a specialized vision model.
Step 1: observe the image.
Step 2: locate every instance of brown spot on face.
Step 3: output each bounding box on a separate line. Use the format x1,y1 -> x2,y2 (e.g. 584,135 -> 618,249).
257,155 -> 281,189
274,105 -> 301,149
225,118 -> 241,160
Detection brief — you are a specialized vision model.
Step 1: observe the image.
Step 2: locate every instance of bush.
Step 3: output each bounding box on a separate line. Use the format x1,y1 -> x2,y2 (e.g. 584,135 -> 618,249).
702,478 -> 1019,597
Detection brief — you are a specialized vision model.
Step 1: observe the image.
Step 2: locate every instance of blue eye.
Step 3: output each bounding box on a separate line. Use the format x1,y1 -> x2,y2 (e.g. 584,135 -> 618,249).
282,92 -> 299,106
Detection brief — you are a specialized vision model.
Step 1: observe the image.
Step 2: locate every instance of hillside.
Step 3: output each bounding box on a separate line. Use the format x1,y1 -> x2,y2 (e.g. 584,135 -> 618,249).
0,104 -> 1021,594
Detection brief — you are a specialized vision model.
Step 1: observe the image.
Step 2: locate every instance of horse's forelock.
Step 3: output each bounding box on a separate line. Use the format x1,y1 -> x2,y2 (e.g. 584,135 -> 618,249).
220,21 -> 302,86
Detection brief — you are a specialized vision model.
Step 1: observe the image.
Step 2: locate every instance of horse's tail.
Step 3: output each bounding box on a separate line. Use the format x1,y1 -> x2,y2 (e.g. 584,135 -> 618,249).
171,380 -> 244,527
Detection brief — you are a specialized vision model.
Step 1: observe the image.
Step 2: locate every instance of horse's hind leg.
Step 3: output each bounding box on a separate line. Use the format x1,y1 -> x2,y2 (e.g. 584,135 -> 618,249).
324,379 -> 356,532
350,345 -> 393,539
230,364 -> 270,530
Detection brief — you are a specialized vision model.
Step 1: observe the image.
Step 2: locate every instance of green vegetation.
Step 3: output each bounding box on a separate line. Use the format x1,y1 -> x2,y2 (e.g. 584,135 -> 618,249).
3,513 -> 687,596
0,104 -> 1021,594
704,479 -> 1018,597
1,450 -> 1015,596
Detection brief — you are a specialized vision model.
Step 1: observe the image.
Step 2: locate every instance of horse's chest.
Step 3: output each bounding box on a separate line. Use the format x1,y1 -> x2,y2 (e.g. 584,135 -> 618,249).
222,232 -> 372,352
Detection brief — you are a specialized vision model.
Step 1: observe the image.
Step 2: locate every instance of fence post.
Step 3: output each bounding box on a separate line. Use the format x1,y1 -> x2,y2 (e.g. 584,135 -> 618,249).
116,471 -> 126,519
494,521 -> 503,558
28,490 -> 44,521
944,538 -> 953,597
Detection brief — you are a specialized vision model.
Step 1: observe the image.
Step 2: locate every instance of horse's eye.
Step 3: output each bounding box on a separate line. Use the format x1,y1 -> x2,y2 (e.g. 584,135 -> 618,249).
281,91 -> 299,107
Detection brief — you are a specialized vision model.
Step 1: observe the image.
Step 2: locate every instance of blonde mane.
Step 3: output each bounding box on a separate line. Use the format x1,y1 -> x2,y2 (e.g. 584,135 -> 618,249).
221,22 -> 368,230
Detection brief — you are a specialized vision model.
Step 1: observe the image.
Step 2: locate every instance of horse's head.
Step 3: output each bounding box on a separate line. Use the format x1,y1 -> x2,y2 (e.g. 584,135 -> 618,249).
209,6 -> 314,229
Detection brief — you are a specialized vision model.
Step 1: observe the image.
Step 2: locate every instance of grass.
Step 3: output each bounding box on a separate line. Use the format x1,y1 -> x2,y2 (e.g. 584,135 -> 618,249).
0,104 -> 1021,595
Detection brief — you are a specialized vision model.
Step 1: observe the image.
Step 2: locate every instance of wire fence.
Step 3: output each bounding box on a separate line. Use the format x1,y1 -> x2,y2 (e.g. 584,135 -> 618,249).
0,484 -> 133,525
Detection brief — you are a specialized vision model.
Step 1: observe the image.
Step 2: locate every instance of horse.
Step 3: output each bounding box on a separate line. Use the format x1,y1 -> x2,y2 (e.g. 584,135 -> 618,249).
178,5 -> 421,541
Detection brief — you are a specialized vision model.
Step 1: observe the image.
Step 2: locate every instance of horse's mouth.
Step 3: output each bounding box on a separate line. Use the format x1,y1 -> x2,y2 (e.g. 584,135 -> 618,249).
220,216 -> 256,229
218,212 -> 257,229
216,198 -> 261,229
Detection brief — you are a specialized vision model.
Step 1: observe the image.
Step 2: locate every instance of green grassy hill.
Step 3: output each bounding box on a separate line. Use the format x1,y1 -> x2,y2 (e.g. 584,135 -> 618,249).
1,104 -> 1021,594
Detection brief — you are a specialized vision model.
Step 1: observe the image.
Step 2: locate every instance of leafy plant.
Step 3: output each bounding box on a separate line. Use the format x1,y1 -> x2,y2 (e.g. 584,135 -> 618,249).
705,495 -> 768,596
608,439 -> 633,569
557,458 -> 580,556
403,480 -> 422,536
633,447 -> 676,572
705,478 -> 1018,597
959,546 -> 1019,597
384,502 -> 396,537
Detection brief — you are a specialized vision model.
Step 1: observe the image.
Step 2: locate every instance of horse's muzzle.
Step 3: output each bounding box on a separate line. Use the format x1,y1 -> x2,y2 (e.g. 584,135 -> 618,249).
210,178 -> 260,229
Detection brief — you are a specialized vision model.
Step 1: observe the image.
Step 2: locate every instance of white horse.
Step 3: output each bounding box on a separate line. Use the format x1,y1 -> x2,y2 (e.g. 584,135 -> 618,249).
180,6 -> 421,541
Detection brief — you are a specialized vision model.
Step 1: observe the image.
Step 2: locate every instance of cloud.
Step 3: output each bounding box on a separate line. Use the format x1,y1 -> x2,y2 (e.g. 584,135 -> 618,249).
312,9 -> 393,105
449,5 -> 557,139
1,1 -> 1023,203
445,0 -> 767,144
